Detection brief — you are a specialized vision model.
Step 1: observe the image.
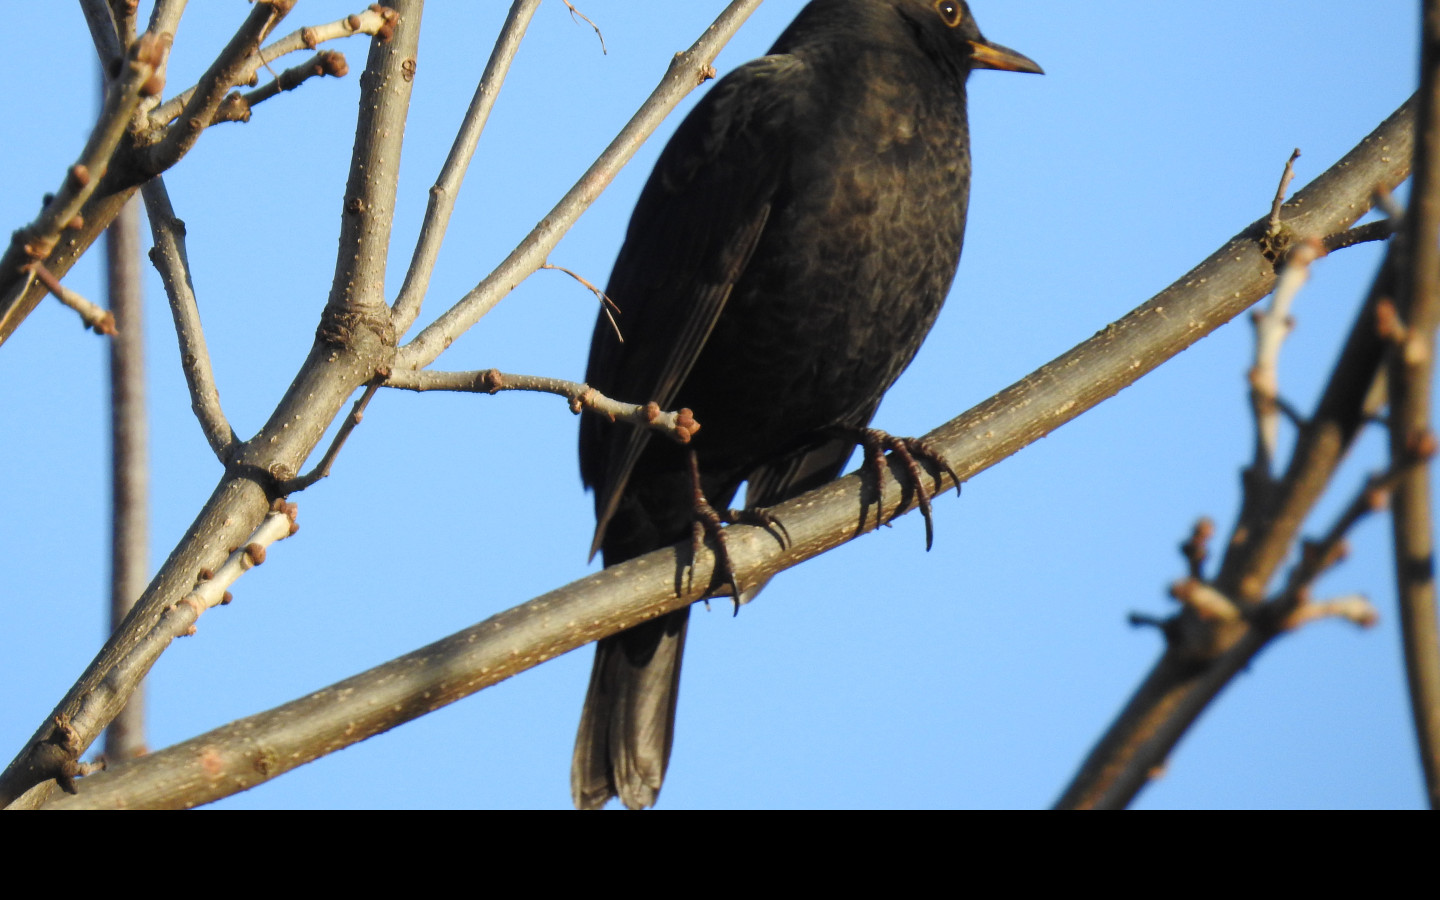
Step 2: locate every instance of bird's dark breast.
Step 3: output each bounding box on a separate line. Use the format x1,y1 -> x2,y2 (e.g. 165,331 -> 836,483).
680,97 -> 972,476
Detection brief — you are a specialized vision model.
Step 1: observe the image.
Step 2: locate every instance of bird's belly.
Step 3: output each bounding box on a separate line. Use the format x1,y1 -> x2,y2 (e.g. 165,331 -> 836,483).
677,177 -> 966,470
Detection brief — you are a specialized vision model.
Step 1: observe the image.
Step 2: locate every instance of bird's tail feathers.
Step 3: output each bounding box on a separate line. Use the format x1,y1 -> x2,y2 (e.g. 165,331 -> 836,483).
571,608 -> 690,810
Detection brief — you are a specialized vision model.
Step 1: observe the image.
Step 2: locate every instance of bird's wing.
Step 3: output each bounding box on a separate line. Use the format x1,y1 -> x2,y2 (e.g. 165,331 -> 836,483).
582,54 -> 809,555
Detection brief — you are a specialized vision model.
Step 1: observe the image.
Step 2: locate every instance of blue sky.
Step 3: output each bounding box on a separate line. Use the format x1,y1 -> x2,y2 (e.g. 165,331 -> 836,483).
0,2 -> 1426,808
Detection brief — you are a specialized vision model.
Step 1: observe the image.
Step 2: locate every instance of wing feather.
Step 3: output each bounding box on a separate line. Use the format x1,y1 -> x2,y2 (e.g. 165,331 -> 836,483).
581,55 -> 809,556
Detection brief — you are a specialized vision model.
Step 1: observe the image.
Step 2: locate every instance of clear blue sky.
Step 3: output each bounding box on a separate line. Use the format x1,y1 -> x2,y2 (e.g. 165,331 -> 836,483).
0,2 -> 1425,808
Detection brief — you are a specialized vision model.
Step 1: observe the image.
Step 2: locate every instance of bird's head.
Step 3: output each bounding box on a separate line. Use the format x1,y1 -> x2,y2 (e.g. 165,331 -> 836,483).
894,0 -> 1043,76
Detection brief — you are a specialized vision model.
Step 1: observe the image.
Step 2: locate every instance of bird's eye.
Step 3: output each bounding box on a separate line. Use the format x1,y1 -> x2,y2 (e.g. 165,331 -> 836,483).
934,0 -> 963,27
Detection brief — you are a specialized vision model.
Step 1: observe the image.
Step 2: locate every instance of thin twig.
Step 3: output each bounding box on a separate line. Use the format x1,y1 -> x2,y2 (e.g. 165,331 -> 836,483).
1268,148 -> 1302,232
279,383 -> 382,492
0,33 -> 163,339
147,6 -> 394,129
562,0 -> 607,54
1249,238 -> 1322,472
1324,219 -> 1397,253
395,0 -> 764,370
384,368 -> 701,443
143,0 -> 293,174
392,0 -> 542,336
144,0 -> 187,48
211,50 -> 350,123
142,179 -> 236,461
542,262 -> 621,340
1282,594 -> 1380,630
1283,467 -> 1398,598
26,263 -> 116,335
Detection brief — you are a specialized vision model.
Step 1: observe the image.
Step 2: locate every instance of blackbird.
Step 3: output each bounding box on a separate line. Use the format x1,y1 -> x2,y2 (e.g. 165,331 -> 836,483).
573,0 -> 1040,809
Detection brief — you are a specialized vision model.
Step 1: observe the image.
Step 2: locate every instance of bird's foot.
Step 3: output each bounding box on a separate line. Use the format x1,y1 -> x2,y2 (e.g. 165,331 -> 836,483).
855,428 -> 961,551
723,505 -> 780,532
687,452 -> 744,612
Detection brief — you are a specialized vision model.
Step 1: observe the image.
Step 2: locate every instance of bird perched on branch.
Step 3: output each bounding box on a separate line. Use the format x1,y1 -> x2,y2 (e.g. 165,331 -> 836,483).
574,0 -> 1041,810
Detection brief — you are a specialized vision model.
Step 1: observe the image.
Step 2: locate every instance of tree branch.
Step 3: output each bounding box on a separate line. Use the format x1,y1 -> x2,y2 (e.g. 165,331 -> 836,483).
1388,0 -> 1440,810
104,193 -> 150,763
391,0 -> 541,336
147,6 -> 394,130
25,263 -> 116,335
141,179 -> 236,461
0,32 -> 163,344
1058,233 -> 1402,810
141,1 -> 292,173
80,0 -> 124,73
383,367 -> 702,443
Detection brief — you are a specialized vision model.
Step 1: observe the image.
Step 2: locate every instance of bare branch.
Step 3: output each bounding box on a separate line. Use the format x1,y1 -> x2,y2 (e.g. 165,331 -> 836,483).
142,0 -> 293,174
148,6 -> 394,129
1282,594 -> 1381,630
81,0 -> 124,72
23,503 -> 296,807
144,0 -> 187,46
1059,235 -> 1403,811
1387,0 -> 1440,810
0,32 -> 163,342
394,0 -> 765,370
141,179 -> 236,461
104,194 -> 150,763
384,367 -> 702,443
541,262 -> 621,340
1268,148 -> 1301,233
561,0 -> 607,55
1280,468 -> 1398,600
392,0 -> 541,336
1249,238 -> 1322,474
209,50 -> 350,125
278,383 -> 382,493
26,262 -> 116,335
1324,218 -> 1396,253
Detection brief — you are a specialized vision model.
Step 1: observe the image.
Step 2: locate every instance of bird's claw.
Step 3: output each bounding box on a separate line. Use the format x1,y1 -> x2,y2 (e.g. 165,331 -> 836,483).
688,452 -> 744,612
857,428 -> 960,551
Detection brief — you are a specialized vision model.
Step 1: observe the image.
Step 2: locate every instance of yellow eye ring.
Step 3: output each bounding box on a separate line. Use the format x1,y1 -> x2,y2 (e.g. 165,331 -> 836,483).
934,0 -> 963,28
